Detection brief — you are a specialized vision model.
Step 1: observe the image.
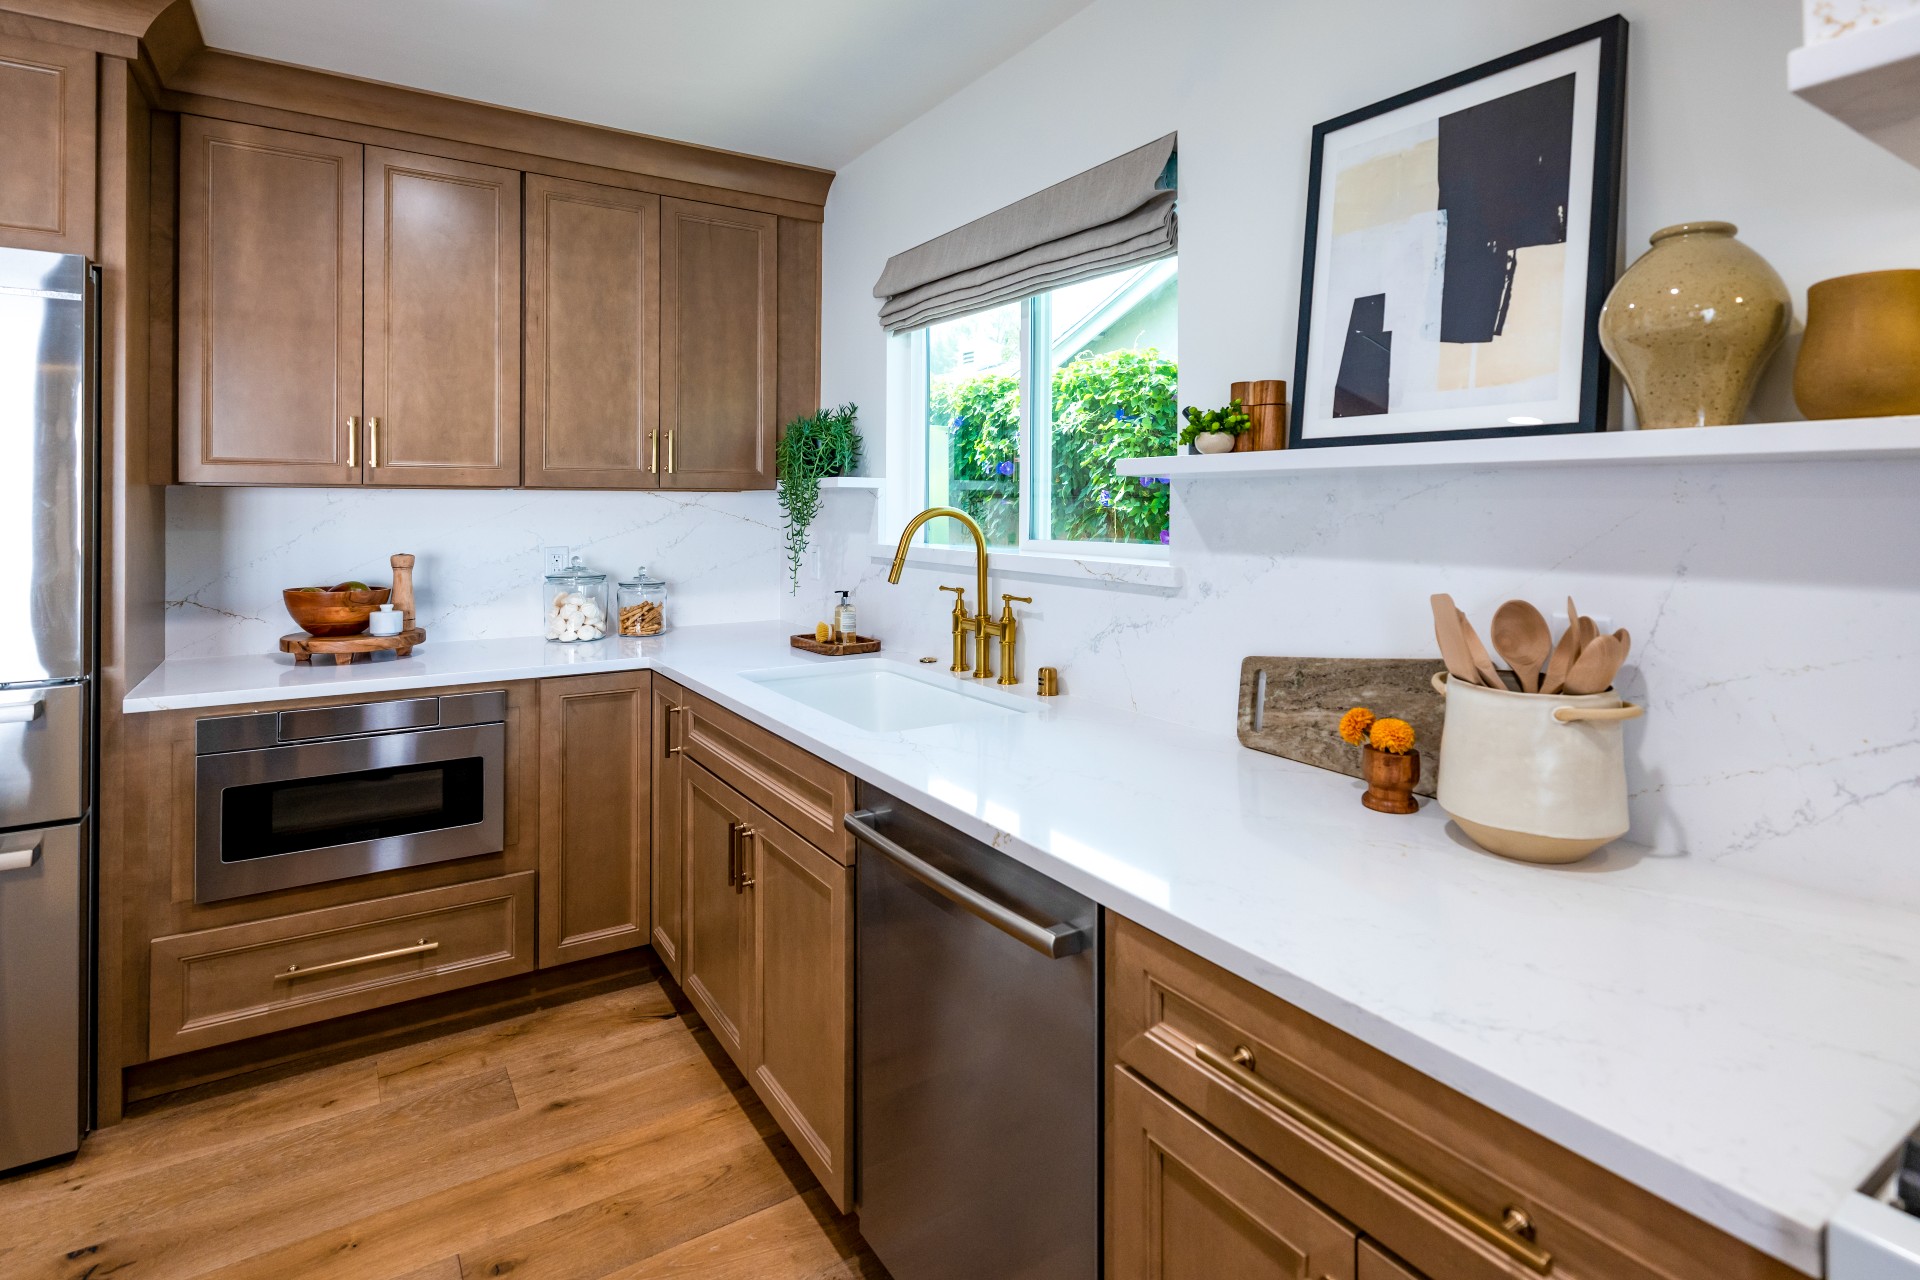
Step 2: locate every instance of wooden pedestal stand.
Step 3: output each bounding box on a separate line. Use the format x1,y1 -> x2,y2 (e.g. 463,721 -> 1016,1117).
281,553 -> 427,663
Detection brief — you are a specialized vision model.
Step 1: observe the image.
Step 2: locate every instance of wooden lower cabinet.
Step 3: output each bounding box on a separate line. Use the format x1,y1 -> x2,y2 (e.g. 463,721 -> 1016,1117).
678,757 -> 853,1211
148,872 -> 536,1058
748,813 -> 853,1209
682,761 -> 758,1064
650,676 -> 687,979
537,671 -> 651,966
1359,1240 -> 1426,1280
1111,1067 -> 1357,1280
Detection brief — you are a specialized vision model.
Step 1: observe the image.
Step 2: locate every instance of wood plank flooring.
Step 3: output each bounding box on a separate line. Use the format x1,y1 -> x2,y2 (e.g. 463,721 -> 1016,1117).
0,966 -> 889,1280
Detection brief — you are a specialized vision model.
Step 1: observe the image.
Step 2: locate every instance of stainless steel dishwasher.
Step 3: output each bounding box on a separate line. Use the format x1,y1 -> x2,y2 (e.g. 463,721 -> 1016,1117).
846,783 -> 1099,1280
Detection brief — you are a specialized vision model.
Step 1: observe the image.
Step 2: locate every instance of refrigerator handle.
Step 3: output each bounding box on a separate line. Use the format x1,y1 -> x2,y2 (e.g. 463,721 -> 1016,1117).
0,835 -> 42,872
0,700 -> 45,724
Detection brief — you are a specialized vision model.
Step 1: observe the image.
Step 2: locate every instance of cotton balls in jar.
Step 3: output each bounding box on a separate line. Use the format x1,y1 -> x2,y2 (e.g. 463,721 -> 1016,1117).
546,590 -> 607,642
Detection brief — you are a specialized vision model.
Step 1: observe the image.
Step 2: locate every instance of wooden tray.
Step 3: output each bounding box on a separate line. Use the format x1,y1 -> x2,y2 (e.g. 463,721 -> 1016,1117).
1237,657 -> 1443,798
281,628 -> 426,663
790,633 -> 881,657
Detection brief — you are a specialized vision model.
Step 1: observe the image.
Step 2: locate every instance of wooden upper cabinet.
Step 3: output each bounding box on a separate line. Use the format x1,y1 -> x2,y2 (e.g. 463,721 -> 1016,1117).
1110,1068 -> 1357,1280
537,671 -> 651,967
524,175 -> 661,489
177,118 -> 364,485
363,148 -> 521,487
0,35 -> 95,255
659,197 -> 778,490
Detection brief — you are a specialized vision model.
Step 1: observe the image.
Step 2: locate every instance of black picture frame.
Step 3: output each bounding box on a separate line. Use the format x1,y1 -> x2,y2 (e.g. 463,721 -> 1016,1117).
1289,16 -> 1628,449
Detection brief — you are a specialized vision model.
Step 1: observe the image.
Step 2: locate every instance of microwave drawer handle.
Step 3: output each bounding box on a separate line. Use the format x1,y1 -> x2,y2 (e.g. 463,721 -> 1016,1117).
1193,1041 -> 1553,1274
844,810 -> 1086,959
275,938 -> 439,981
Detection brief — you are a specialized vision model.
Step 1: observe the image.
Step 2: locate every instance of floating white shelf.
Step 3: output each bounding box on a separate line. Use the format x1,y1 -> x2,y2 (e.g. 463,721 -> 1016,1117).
818,476 -> 884,489
1115,416 -> 1920,480
1790,15 -> 1920,166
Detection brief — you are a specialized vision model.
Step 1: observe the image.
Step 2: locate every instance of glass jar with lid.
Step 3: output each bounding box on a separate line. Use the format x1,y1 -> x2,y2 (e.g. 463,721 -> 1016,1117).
543,556 -> 609,642
617,566 -> 668,636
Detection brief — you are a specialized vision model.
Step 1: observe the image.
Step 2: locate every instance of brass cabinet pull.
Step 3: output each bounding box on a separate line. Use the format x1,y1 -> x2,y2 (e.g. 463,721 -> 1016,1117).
665,430 -> 674,475
346,416 -> 358,468
735,827 -> 756,890
368,417 -> 381,467
726,822 -> 739,886
649,429 -> 659,474
664,703 -> 683,757
276,938 -> 437,981
1192,1041 -> 1554,1274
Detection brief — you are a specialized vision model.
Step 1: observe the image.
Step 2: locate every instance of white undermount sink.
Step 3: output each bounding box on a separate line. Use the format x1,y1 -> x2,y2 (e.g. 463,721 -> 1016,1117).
742,659 -> 1029,732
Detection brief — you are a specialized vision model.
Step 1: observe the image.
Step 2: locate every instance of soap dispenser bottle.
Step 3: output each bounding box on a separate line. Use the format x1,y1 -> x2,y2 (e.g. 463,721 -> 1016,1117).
833,590 -> 857,643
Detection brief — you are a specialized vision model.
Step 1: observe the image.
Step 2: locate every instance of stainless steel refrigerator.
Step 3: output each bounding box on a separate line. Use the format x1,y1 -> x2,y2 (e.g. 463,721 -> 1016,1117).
0,247 -> 95,1173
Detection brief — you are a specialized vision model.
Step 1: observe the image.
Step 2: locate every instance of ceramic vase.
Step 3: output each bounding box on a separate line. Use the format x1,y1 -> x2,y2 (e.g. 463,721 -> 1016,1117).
1598,222 -> 1791,429
1793,269 -> 1920,419
1431,672 -> 1642,865
1359,745 -> 1419,814
1191,432 -> 1237,454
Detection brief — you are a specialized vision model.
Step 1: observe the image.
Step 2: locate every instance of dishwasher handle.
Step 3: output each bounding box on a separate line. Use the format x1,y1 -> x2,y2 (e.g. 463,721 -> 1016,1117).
845,809 -> 1088,959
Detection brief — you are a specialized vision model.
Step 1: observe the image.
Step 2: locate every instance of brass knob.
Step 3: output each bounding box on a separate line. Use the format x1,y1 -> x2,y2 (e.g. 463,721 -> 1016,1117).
1037,666 -> 1060,696
1500,1206 -> 1537,1241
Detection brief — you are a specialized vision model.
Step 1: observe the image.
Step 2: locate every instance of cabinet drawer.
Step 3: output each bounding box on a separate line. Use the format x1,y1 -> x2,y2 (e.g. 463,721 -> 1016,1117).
1108,916 -> 1796,1280
682,692 -> 852,862
149,872 -> 535,1057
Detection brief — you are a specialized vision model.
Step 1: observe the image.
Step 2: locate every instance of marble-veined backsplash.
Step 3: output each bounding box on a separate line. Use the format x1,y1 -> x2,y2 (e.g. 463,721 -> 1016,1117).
164,485 -> 792,659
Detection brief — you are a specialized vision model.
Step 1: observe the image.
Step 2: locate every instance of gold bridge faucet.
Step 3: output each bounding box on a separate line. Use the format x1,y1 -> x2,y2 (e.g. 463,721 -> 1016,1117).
886,506 -> 1032,686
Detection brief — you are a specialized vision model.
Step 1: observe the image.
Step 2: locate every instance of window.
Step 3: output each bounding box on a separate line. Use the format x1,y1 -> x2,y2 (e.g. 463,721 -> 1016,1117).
914,259 -> 1177,554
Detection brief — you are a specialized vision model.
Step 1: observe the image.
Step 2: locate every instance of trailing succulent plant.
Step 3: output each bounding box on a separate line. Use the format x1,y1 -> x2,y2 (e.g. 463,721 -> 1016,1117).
775,404 -> 862,592
1177,399 -> 1252,445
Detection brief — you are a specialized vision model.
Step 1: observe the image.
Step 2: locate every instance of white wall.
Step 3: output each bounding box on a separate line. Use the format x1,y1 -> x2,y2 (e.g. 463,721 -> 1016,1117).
165,486 -> 803,658
806,0 -> 1920,906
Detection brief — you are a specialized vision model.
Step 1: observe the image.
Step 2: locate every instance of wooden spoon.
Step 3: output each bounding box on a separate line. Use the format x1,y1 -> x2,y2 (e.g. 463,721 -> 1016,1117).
1457,609 -> 1507,690
1491,600 -> 1552,693
1541,620 -> 1582,695
1430,594 -> 1481,686
1612,627 -> 1631,667
1562,633 -> 1624,695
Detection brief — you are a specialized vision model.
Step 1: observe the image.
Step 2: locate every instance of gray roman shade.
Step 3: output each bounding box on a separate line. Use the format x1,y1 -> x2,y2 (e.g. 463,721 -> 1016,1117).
874,133 -> 1177,332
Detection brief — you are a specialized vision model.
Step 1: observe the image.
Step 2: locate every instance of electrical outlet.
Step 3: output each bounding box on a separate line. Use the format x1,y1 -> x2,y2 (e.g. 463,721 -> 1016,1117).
540,546 -> 570,576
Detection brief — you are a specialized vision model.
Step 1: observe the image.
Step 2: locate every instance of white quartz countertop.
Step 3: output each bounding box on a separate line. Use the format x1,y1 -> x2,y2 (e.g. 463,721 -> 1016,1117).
126,623 -> 1920,1274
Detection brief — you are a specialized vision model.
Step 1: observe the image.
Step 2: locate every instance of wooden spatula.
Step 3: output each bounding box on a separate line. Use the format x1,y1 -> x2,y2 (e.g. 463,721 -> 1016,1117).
1457,609 -> 1507,690
1430,594 -> 1481,686
1562,633 -> 1624,695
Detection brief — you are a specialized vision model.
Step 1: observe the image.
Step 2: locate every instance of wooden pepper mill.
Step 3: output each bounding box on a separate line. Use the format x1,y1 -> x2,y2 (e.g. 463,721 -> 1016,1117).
391,552 -> 416,629
1229,380 -> 1288,451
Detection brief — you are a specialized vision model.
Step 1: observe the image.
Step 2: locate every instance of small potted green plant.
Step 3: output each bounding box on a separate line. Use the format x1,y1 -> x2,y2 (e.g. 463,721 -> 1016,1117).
776,404 -> 861,592
1179,400 -> 1251,454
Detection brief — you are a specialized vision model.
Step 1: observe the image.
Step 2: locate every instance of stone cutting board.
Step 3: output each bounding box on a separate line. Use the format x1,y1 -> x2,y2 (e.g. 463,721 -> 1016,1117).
1237,657 -> 1445,797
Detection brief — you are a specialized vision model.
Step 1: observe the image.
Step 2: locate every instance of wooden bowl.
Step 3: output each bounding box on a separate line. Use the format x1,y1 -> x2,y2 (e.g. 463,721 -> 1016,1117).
283,586 -> 392,637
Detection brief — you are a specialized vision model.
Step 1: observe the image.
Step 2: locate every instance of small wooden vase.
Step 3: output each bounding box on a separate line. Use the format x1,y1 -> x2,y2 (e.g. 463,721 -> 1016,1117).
1360,745 -> 1420,814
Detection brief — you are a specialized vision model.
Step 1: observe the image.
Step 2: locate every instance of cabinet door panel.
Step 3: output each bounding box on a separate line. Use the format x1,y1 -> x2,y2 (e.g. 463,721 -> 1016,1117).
524,174 -> 659,489
0,35 -> 94,254
681,762 -> 756,1065
1111,1068 -> 1356,1280
659,197 -> 776,490
650,677 -> 686,981
750,818 -> 852,1211
538,672 -> 650,967
178,117 -> 362,485
364,148 -> 521,487
1359,1240 -> 1425,1280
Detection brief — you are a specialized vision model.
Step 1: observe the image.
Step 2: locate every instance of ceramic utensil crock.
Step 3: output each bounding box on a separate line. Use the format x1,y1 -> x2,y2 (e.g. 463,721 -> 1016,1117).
1431,672 -> 1643,864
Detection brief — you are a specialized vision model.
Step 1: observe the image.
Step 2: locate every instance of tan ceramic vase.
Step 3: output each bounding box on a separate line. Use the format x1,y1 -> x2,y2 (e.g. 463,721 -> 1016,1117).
1793,270 -> 1920,419
1598,222 -> 1791,429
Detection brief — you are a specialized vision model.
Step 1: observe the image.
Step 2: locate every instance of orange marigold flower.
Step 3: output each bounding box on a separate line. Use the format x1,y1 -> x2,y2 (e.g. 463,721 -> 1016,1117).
1338,706 -> 1375,746
1370,717 -> 1416,755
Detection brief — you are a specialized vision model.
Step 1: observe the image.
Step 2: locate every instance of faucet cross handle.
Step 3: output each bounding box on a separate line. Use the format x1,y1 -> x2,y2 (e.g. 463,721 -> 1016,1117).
938,584 -> 971,616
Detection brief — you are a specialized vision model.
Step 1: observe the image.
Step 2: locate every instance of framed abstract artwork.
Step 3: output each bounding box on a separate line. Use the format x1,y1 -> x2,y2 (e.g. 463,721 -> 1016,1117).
1290,17 -> 1628,448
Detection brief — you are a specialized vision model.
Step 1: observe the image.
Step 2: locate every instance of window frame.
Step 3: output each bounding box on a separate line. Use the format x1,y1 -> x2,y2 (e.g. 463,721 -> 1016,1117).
905,273 -> 1174,563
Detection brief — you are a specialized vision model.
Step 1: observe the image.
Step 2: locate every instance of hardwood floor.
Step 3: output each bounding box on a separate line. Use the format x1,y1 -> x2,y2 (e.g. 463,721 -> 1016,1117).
0,964 -> 889,1280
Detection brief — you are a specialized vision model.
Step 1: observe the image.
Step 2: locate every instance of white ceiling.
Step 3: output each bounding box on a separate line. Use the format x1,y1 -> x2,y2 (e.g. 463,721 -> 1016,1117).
190,0 -> 1094,170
